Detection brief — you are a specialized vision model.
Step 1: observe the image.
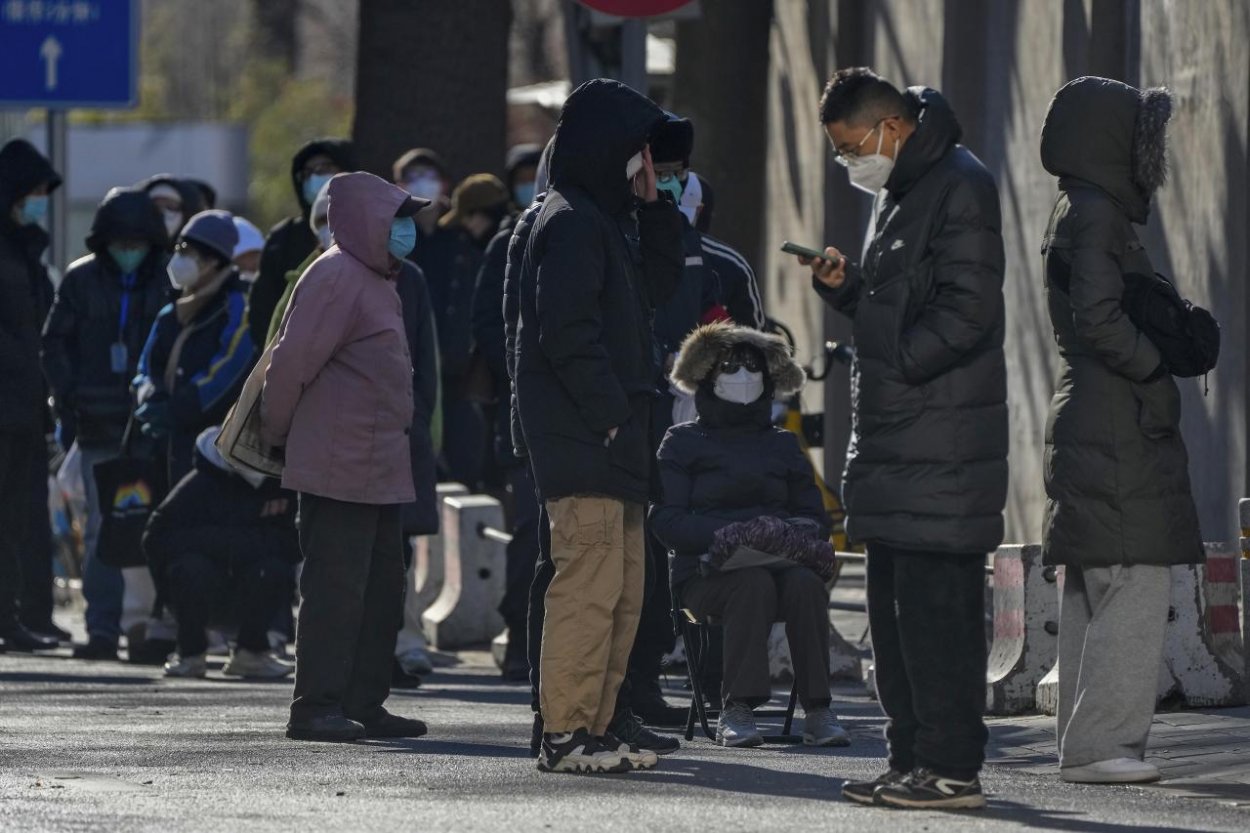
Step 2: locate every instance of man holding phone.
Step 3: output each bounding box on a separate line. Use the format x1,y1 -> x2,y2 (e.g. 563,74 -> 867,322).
796,67 -> 1007,810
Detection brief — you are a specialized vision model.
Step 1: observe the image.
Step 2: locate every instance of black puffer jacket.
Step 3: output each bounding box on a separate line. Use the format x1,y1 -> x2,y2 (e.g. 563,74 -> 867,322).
0,139 -> 60,432
814,87 -> 1007,554
42,188 -> 171,449
652,387 -> 829,588
504,196 -> 545,462
249,138 -> 356,346
1039,76 -> 1202,568
397,260 -> 441,536
513,79 -> 684,504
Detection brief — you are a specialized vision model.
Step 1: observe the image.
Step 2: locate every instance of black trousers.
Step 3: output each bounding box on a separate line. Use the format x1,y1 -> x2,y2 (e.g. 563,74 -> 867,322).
291,495 -> 404,723
0,430 -> 37,628
167,548 -> 293,657
682,565 -> 832,710
498,463 -> 541,637
19,439 -> 53,629
866,543 -> 988,780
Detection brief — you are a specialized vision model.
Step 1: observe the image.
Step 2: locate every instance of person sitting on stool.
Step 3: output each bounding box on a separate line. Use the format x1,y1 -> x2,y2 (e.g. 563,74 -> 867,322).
650,322 -> 851,749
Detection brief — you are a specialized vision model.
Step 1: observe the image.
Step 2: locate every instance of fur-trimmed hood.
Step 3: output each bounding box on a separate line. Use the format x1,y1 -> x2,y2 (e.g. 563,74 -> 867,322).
671,322 -> 805,395
1040,76 -> 1173,224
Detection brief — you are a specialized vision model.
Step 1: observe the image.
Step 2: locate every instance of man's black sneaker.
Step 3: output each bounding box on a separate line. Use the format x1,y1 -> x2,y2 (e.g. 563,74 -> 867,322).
537,728 -> 640,774
608,710 -> 680,756
630,679 -> 688,728
0,623 -> 58,652
875,767 -> 986,810
73,636 -> 120,661
355,710 -> 428,739
127,637 -> 176,666
286,714 -> 366,743
841,769 -> 908,805
24,620 -> 72,642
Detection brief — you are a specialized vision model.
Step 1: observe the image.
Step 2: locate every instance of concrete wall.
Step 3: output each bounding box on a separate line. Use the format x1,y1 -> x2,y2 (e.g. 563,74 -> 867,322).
764,0 -> 1250,543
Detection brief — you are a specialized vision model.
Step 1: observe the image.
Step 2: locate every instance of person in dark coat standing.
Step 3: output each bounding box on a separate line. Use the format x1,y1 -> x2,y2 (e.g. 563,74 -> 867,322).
42,187 -> 171,660
800,68 -> 1006,810
248,139 -> 356,347
0,139 -> 61,654
1039,77 -> 1202,786
471,143 -> 546,683
652,322 -> 850,749
513,78 -> 684,774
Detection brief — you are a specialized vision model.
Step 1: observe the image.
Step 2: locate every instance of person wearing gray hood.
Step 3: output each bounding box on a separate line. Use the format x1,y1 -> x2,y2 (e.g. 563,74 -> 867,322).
1039,76 -> 1203,785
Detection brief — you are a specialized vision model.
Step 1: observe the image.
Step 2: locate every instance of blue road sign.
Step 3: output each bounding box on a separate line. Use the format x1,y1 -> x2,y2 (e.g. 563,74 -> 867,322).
0,0 -> 138,109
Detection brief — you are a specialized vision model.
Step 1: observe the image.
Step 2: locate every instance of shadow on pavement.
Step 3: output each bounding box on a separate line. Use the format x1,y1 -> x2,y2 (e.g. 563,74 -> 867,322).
369,738 -> 532,759
0,670 -> 156,686
982,800 -> 1200,832
631,757 -> 844,801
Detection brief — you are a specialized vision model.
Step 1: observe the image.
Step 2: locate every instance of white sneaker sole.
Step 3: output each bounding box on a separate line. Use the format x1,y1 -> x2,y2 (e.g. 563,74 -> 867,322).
718,733 -> 764,748
537,756 -> 635,774
803,732 -> 852,747
876,791 -> 987,810
1061,766 -> 1161,784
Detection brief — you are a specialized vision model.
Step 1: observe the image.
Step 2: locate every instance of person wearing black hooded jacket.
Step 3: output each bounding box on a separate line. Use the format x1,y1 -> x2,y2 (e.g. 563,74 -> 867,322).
802,68 -> 1005,810
1039,77 -> 1201,786
42,187 -> 171,660
248,139 -> 356,347
512,79 -> 684,774
0,139 -> 62,654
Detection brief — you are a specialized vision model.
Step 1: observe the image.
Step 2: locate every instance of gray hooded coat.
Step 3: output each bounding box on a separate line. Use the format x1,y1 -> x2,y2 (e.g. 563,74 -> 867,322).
1039,76 -> 1203,568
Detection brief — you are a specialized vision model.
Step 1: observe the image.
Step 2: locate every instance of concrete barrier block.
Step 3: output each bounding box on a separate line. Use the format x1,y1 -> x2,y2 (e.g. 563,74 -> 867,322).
412,482 -> 468,614
1035,565 -> 1065,716
767,617 -> 864,684
422,495 -> 506,650
986,545 -> 1060,715
1158,542 -> 1245,708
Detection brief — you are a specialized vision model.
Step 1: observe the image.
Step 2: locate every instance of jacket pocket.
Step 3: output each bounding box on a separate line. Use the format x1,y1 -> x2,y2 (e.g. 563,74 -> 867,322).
1131,376 -> 1181,440
607,412 -> 649,480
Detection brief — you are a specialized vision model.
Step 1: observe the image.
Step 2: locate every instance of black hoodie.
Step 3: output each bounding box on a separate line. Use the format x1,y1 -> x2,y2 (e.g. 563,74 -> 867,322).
0,139 -> 61,431
137,174 -> 206,243
248,138 -> 356,346
42,188 -> 172,448
513,79 -> 684,504
812,87 -> 1008,555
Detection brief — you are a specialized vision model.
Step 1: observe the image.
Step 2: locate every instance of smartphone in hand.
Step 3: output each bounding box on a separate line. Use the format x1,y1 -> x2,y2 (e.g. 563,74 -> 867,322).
781,240 -> 842,267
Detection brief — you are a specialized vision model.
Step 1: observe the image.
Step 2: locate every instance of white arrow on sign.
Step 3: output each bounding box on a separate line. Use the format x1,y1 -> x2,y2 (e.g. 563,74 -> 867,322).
40,36 -> 63,91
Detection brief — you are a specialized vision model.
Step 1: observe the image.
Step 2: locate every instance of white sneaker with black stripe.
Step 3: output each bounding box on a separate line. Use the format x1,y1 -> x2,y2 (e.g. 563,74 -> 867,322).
537,728 -> 633,774
874,767 -> 986,810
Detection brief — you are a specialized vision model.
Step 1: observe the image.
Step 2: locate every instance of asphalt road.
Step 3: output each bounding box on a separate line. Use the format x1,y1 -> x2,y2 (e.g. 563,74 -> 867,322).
2,648 -> 1249,833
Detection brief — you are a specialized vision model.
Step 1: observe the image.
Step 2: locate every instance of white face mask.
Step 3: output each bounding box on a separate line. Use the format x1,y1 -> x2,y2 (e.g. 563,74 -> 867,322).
844,125 -> 897,195
167,252 -> 203,290
405,175 -> 443,202
162,209 -> 183,238
625,151 -> 644,181
713,368 -> 765,405
239,269 -> 259,284
315,224 -> 332,251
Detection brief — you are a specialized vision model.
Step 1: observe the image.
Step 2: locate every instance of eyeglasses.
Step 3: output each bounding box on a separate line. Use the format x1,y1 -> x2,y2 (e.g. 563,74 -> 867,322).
719,354 -> 765,374
832,117 -> 896,166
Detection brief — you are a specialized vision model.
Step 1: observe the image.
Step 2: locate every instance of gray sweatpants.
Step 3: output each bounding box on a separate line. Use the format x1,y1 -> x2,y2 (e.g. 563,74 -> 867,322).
1057,564 -> 1170,767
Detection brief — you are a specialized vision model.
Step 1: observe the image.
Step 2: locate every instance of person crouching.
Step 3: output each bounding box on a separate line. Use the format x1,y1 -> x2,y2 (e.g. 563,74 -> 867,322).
650,322 -> 851,749
144,426 -> 299,680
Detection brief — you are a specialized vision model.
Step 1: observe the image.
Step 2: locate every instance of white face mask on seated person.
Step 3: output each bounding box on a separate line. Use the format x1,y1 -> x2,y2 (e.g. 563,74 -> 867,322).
714,368 -> 765,405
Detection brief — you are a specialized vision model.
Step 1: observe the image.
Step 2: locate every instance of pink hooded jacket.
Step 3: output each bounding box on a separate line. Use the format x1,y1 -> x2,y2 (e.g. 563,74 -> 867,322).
260,172 -> 416,505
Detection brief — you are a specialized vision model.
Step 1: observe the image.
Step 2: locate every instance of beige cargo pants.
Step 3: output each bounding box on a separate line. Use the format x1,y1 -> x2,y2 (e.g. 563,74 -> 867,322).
539,495 -> 645,735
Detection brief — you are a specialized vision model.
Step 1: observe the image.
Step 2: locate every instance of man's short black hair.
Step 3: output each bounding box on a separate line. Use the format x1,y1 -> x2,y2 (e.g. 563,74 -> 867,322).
819,67 -> 913,127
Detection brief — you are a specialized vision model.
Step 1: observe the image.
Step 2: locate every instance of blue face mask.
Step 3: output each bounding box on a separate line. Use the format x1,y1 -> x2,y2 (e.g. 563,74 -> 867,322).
303,172 -> 333,206
388,216 -> 417,260
18,195 -> 48,226
656,173 -> 684,206
108,245 -> 150,275
513,182 -> 537,207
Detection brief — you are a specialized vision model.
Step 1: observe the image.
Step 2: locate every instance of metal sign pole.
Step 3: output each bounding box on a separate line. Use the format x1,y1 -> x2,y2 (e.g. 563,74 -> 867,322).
46,108 -> 67,274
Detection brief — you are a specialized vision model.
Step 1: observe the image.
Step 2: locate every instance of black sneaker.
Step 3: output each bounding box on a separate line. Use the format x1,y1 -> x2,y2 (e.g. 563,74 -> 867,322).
841,769 -> 908,805
391,658 -> 424,690
875,767 -> 986,810
608,709 -> 680,756
73,636 -> 120,661
127,637 -> 176,666
537,728 -> 636,774
0,623 -> 58,652
630,679 -> 688,728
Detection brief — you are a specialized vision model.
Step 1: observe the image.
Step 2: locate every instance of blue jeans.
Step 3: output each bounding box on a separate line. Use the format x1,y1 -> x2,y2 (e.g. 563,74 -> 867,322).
81,444 -> 124,642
